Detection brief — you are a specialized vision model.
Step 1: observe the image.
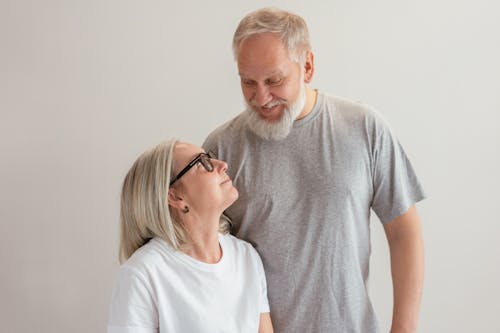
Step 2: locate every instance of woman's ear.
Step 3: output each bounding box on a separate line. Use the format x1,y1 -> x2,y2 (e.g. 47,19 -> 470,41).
167,189 -> 184,210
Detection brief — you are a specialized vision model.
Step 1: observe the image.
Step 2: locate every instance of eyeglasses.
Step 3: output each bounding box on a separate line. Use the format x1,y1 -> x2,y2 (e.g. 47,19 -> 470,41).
169,151 -> 216,186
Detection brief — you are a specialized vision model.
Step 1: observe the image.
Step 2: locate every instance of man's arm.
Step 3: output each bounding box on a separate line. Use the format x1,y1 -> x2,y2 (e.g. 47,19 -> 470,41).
383,205 -> 424,333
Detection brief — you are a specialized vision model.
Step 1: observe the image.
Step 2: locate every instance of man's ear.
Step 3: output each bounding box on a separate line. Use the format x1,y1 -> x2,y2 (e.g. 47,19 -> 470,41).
303,50 -> 315,84
167,189 -> 184,210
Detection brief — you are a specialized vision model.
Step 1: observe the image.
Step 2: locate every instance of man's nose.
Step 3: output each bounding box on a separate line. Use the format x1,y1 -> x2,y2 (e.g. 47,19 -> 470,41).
253,84 -> 272,106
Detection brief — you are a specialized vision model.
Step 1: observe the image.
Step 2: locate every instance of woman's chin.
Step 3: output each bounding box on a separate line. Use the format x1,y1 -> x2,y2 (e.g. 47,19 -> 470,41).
223,190 -> 239,210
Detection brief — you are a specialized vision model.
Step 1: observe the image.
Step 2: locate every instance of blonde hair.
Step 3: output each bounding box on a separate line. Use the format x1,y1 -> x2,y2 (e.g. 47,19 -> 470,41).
233,7 -> 311,65
119,139 -> 230,263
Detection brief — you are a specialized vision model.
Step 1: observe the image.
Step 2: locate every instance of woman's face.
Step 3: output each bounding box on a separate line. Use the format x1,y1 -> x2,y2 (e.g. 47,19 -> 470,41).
171,142 -> 239,214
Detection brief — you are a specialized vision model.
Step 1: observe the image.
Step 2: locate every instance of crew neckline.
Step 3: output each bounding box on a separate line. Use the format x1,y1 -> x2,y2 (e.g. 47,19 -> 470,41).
293,89 -> 323,128
153,234 -> 227,272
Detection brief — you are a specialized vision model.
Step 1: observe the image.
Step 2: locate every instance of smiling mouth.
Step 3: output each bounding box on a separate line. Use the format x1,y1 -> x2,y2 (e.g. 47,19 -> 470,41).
261,104 -> 279,112
258,104 -> 283,118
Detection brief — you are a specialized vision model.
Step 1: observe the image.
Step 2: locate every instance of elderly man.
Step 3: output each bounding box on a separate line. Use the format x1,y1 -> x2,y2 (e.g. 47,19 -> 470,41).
204,7 -> 425,333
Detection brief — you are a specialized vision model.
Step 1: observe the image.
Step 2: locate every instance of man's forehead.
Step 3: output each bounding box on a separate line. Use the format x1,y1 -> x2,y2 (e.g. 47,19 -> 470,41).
237,34 -> 291,69
238,69 -> 284,79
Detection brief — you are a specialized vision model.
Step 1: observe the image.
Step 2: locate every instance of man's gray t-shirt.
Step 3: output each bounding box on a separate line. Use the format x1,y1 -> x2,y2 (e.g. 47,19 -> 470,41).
203,91 -> 425,333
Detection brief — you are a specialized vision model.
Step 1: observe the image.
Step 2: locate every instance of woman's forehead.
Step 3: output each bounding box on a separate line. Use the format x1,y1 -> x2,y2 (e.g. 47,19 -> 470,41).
174,142 -> 204,165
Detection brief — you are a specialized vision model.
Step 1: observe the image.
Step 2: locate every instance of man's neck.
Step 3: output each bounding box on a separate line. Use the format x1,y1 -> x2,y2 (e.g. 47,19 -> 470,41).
296,86 -> 318,120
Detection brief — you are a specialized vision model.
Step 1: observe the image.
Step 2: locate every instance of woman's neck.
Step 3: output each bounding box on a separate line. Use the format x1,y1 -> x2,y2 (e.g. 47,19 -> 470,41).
182,213 -> 222,263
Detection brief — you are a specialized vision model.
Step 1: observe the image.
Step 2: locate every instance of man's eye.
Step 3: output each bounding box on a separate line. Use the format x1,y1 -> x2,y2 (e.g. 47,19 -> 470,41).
242,80 -> 255,86
266,77 -> 283,86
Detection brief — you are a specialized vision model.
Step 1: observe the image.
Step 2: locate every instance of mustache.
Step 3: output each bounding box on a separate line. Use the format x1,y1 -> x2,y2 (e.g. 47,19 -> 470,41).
249,98 -> 288,109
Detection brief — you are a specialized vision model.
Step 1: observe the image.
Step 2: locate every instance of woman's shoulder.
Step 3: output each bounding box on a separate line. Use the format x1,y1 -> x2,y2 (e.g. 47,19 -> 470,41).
220,233 -> 250,248
119,238 -> 174,275
220,234 -> 261,261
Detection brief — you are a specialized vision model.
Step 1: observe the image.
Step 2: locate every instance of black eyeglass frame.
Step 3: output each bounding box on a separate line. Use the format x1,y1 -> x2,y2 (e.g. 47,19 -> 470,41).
169,151 -> 216,186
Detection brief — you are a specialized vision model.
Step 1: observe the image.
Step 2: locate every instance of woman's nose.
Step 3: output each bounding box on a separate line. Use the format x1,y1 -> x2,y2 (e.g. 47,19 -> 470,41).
214,159 -> 228,173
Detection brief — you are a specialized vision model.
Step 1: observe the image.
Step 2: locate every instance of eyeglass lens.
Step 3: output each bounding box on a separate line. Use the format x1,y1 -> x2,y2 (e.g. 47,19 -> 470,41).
200,152 -> 215,172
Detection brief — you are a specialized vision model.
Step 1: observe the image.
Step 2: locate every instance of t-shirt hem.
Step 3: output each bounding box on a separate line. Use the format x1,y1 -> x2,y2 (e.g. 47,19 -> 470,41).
380,192 -> 427,224
107,325 -> 157,333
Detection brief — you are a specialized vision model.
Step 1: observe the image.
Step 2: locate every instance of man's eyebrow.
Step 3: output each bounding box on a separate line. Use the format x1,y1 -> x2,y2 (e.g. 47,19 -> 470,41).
238,70 -> 284,78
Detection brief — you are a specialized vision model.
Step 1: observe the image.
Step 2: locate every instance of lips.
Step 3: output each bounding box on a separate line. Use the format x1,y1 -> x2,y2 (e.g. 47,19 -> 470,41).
261,104 -> 279,113
221,178 -> 232,185
258,104 -> 284,120
250,99 -> 286,117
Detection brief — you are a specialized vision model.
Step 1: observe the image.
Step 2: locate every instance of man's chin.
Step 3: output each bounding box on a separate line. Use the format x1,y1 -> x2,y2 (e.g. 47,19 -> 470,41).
245,109 -> 293,141
257,114 -> 283,123
253,108 -> 284,123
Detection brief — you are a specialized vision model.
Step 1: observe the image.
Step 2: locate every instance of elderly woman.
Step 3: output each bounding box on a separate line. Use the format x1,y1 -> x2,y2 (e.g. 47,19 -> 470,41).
107,139 -> 273,333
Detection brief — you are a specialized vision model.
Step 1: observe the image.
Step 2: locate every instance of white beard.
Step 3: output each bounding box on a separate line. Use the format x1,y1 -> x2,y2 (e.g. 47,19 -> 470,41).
244,84 -> 307,141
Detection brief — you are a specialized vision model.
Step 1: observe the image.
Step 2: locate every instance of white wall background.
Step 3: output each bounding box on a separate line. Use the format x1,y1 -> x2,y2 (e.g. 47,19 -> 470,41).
1,1 -> 499,332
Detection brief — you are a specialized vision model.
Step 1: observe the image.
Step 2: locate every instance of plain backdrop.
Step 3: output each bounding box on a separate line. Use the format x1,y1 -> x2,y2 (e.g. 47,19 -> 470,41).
1,1 -> 499,332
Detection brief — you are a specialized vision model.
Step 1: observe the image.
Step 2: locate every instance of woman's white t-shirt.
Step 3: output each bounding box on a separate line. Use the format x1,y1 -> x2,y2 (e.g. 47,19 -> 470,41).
107,234 -> 270,333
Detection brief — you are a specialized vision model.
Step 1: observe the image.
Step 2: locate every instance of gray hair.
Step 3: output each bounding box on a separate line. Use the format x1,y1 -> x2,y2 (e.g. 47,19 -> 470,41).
119,139 -> 230,263
232,7 -> 311,65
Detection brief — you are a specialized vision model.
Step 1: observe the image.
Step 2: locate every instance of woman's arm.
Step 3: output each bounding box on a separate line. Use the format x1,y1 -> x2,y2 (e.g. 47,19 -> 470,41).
258,313 -> 274,333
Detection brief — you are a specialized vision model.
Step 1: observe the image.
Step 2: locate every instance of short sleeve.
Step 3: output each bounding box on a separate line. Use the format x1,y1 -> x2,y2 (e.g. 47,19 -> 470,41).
253,249 -> 270,314
370,114 -> 426,224
107,267 -> 158,333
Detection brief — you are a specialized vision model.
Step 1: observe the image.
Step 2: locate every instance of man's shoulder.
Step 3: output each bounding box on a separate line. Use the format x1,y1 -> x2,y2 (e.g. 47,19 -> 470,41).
203,112 -> 248,147
321,92 -> 376,117
320,92 -> 389,128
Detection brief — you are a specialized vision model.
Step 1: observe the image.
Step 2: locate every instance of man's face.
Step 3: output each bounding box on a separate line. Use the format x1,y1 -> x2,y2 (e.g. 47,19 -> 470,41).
237,33 -> 306,140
